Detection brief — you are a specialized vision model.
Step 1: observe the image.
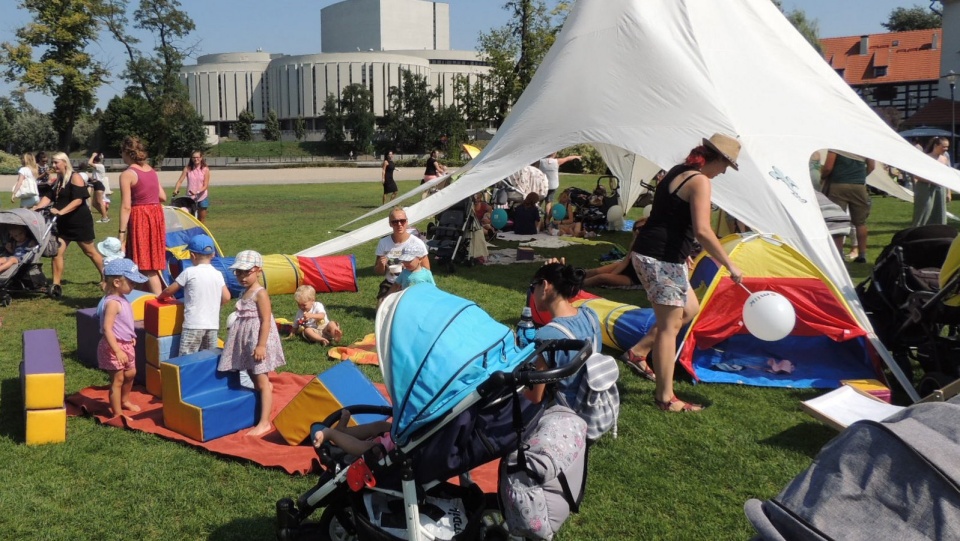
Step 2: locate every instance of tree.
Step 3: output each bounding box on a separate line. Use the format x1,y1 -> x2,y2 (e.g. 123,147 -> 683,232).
341,83 -> 375,155
433,105 -> 468,159
382,70 -> 440,152
770,0 -> 822,53
883,5 -> 941,31
321,94 -> 346,151
102,0 -> 206,162
235,108 -> 254,142
1,0 -> 111,151
294,117 -> 306,141
264,110 -> 281,141
452,74 -> 493,129
99,93 -> 152,152
10,109 -> 57,155
477,0 -> 563,126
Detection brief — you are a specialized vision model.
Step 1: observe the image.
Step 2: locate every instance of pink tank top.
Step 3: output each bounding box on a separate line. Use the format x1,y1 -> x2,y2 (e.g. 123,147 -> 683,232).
99,294 -> 136,341
130,166 -> 161,206
186,167 -> 208,202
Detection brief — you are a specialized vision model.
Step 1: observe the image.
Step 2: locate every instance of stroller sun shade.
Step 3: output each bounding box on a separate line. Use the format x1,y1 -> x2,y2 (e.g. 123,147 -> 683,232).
376,285 -> 535,447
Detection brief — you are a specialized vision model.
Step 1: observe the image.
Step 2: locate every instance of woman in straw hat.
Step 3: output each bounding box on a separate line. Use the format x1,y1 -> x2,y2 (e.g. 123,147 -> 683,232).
620,133 -> 744,412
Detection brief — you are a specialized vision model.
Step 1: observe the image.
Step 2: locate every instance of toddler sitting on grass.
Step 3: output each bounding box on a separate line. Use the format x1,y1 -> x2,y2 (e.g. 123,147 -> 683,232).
290,284 -> 342,345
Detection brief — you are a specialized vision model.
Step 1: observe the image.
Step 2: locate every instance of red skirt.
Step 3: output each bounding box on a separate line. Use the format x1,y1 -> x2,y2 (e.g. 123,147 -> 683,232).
126,204 -> 166,271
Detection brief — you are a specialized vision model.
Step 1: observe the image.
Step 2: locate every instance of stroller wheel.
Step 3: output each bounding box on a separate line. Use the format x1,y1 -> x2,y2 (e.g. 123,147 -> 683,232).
0,293 -> 10,307
317,505 -> 357,541
918,371 -> 954,398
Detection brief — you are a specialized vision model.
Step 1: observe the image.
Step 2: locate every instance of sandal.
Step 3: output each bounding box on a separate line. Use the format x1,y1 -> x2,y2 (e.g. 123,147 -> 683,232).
654,396 -> 703,413
620,349 -> 656,382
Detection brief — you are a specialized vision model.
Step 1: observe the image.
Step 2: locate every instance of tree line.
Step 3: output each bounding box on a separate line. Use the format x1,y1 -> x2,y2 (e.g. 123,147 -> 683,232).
0,0 -> 942,164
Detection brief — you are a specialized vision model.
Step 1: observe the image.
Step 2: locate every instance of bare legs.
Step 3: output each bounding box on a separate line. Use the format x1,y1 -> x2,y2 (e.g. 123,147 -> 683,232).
52,239 -> 104,287
247,372 -> 274,437
108,368 -> 140,417
649,287 -> 702,411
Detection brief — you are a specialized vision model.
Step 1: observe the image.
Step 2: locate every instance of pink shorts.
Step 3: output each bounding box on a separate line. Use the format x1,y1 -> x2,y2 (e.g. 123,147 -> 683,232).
631,253 -> 689,307
97,338 -> 136,372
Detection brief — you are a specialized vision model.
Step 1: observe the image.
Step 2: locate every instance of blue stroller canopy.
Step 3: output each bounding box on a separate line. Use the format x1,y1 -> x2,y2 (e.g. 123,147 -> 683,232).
376,285 -> 534,447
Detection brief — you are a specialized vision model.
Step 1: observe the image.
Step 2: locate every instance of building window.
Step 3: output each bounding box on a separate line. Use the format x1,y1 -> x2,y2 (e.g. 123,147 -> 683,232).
875,66 -> 887,77
835,68 -> 845,79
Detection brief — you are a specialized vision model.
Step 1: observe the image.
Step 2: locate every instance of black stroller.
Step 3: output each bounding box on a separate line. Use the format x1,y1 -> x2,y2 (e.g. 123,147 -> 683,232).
426,197 -> 479,272
855,224 -> 960,396
276,286 -> 591,541
0,208 -> 61,305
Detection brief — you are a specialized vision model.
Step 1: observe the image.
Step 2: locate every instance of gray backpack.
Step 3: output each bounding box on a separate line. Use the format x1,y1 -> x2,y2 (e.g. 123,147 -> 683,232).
545,318 -> 620,441
499,405 -> 588,541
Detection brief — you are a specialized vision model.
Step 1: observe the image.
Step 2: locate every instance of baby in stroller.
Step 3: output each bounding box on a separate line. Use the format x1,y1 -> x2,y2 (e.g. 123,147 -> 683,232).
311,410 -> 394,457
0,225 -> 36,274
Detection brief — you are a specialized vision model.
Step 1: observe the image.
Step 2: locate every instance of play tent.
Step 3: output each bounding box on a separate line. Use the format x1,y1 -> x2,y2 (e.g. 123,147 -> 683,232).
299,0 -> 960,401
680,234 -> 881,388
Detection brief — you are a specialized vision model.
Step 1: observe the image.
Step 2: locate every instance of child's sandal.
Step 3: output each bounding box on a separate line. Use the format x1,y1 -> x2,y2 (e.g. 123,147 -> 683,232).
654,396 -> 703,413
620,350 -> 656,382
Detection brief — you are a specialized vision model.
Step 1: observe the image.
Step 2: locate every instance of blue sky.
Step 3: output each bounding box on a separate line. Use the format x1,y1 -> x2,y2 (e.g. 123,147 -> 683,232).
0,0 -> 923,112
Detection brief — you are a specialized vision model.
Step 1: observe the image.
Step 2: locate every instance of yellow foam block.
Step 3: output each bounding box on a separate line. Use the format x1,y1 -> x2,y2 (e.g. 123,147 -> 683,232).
25,408 -> 66,445
126,291 -> 157,321
159,362 -> 203,441
145,364 -> 162,398
274,378 -> 357,445
842,378 -> 892,403
23,372 -> 65,410
143,299 -> 184,337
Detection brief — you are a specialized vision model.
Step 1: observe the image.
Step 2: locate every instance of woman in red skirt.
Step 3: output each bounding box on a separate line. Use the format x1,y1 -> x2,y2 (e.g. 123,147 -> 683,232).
118,136 -> 167,294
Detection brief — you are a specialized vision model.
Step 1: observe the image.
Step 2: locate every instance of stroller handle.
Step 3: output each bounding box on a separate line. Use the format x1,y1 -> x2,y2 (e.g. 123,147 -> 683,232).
481,338 -> 592,392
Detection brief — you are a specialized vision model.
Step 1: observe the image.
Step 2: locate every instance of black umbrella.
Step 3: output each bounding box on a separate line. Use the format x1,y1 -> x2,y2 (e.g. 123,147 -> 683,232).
899,126 -> 956,138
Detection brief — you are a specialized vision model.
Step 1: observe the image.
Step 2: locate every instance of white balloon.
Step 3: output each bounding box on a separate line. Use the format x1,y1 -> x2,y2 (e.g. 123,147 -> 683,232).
742,291 -> 796,341
606,205 -> 624,229
641,205 -> 653,219
226,311 -> 238,329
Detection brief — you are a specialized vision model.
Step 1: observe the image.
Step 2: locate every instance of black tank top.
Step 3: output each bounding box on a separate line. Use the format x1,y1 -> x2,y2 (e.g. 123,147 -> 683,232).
631,164 -> 698,263
384,159 -> 395,182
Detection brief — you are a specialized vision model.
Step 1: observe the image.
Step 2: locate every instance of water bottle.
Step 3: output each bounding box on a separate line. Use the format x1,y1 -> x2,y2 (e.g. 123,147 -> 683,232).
517,306 -> 537,348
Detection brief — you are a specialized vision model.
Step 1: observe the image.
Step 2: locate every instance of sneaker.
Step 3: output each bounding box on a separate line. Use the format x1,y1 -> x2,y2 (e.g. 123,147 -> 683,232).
98,217 -> 110,223
853,256 -> 866,264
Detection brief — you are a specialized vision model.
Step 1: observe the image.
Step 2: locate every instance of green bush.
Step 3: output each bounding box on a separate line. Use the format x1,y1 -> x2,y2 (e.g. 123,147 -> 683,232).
0,150 -> 22,174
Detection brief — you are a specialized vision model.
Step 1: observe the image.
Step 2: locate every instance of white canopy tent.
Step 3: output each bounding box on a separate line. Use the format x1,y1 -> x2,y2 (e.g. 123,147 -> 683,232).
300,0 -> 960,401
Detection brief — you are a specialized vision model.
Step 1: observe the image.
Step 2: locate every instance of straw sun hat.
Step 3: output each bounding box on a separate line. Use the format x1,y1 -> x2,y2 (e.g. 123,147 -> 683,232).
702,133 -> 741,170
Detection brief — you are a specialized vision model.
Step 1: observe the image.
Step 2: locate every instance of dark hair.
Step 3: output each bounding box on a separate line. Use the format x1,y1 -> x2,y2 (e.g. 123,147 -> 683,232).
122,136 -> 149,164
188,150 -> 207,170
532,263 -> 585,300
36,151 -> 46,161
522,192 -> 540,207
683,145 -> 721,169
925,136 -> 948,153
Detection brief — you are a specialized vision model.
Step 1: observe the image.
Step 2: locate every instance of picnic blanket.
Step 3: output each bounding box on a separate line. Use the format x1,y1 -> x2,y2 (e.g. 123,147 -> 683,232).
65,371 -> 499,491
328,333 -> 379,365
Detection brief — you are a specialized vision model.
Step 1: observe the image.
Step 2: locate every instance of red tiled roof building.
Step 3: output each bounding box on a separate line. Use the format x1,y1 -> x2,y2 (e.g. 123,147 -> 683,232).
821,29 -> 943,122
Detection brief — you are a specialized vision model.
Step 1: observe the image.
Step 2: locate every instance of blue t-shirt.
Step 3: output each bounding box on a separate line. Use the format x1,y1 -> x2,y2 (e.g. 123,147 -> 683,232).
398,267 -> 436,289
535,307 -> 602,406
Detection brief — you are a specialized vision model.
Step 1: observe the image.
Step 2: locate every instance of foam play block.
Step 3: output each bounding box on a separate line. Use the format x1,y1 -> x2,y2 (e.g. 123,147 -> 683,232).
25,407 -> 66,445
160,349 -> 258,442
134,322 -> 146,386
143,298 -> 184,337
145,332 -> 181,368
75,308 -> 100,368
126,290 -> 157,321
21,329 -> 65,410
274,361 -> 390,445
842,379 -> 892,404
145,363 -> 162,398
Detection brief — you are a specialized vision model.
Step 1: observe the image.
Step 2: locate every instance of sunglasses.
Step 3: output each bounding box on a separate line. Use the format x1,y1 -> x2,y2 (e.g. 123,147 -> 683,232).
529,279 -> 545,290
389,219 -> 407,225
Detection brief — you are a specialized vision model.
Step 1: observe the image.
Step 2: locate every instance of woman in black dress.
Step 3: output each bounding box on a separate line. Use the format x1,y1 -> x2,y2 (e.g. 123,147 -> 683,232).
381,151 -> 398,204
37,152 -> 104,295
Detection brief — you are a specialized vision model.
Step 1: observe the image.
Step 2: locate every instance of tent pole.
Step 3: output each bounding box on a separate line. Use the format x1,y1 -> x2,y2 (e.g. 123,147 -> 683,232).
869,334 -> 920,403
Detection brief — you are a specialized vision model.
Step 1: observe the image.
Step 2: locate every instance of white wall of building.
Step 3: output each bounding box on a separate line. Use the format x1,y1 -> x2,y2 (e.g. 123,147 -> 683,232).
322,0 -> 449,53
942,0 -> 960,98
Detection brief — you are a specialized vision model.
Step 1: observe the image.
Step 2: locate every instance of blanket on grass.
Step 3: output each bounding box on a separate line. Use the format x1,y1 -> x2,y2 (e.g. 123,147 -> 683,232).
65,371 -> 499,491
328,333 -> 379,365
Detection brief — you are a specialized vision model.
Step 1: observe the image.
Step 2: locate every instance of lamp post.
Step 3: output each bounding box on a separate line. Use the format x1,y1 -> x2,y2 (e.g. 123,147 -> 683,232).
945,70 -> 958,163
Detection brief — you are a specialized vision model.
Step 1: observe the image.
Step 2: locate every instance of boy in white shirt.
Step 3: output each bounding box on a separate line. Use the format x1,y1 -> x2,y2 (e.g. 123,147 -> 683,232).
290,284 -> 342,345
157,234 -> 230,355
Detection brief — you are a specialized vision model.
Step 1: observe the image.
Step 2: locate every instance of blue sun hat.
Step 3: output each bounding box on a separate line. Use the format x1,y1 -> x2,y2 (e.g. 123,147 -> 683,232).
188,234 -> 215,255
104,258 -> 148,283
97,237 -> 124,263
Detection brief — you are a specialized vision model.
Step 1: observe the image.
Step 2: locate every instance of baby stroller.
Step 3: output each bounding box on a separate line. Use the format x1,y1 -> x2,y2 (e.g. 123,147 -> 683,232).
0,208 -> 61,305
426,198 -> 479,272
855,224 -> 960,396
563,187 -> 607,234
170,195 -> 199,218
275,285 -> 591,541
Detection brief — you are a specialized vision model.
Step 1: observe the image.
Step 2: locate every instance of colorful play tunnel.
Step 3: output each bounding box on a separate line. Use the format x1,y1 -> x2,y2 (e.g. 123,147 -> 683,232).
162,206 -> 358,297
528,290 -> 656,352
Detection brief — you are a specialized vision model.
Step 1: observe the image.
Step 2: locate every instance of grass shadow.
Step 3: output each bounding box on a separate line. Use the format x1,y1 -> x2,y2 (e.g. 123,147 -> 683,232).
758,422 -> 834,459
207,515 -> 277,541
0,377 -> 24,443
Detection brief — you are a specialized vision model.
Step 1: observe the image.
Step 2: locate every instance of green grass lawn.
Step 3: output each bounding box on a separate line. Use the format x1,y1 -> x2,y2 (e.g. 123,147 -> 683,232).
0,179 -> 949,540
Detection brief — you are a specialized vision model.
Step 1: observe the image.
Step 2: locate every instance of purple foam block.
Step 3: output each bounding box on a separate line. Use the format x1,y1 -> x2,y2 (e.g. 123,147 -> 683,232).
75,308 -> 100,368
134,322 -> 146,385
23,329 -> 64,374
